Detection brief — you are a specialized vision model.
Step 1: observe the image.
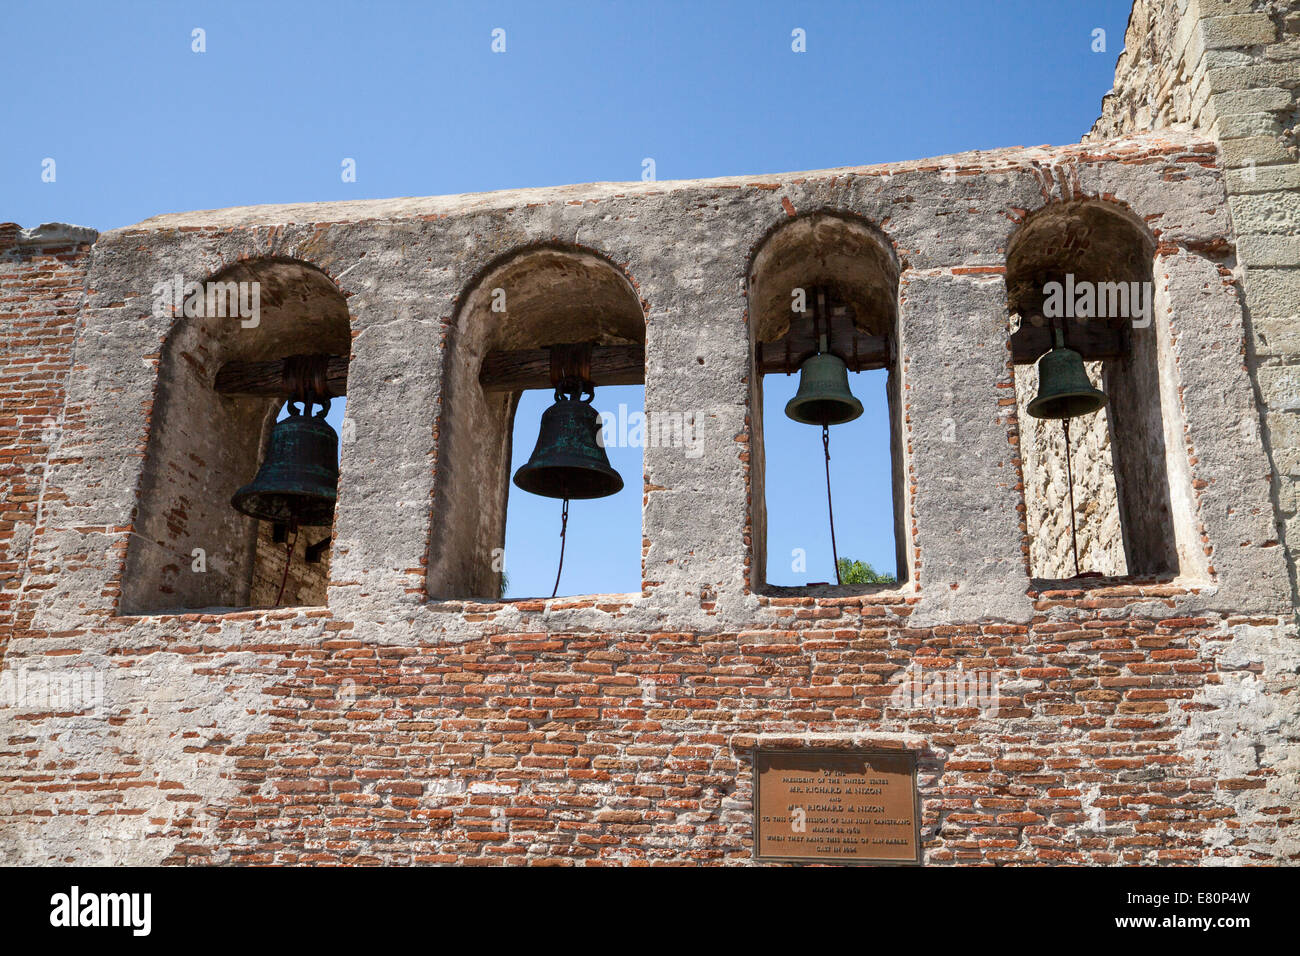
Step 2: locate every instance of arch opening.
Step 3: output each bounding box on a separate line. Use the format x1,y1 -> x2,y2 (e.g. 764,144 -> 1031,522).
430,245 -> 646,600
121,258 -> 350,613
747,212 -> 905,592
1007,200 -> 1190,581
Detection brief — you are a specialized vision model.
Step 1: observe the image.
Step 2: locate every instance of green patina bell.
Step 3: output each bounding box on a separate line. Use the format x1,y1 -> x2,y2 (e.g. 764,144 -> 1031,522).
1027,333 -> 1108,420
232,399 -> 339,526
784,352 -> 864,426
513,391 -> 623,500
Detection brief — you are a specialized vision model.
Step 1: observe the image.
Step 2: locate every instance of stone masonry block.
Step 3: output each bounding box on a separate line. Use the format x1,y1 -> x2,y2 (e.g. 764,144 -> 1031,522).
1250,314 -> 1300,358
1243,266 -> 1300,315
1258,365 -> 1300,412
1229,190 -> 1300,233
1216,134 -> 1294,167
1200,14 -> 1279,51
1208,64 -> 1300,92
1237,232 -> 1300,266
1197,0 -> 1268,18
1214,111 -> 1285,139
1225,163 -> 1300,195
1210,87 -> 1295,115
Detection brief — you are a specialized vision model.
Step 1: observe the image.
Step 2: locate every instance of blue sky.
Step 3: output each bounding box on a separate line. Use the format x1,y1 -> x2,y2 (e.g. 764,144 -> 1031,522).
3,0 -> 1134,597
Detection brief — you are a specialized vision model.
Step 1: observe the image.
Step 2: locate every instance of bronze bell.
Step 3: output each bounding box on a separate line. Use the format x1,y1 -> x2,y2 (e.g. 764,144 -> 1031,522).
232,398 -> 339,526
1028,331 -> 1108,420
785,351 -> 864,426
513,388 -> 623,500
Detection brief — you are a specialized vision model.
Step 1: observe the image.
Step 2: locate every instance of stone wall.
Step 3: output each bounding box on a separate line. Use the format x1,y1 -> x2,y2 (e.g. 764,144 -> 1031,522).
1089,0 -> 1300,607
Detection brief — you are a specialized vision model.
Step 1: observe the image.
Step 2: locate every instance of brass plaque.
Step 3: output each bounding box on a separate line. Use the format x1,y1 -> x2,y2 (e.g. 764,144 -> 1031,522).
753,749 -> 921,865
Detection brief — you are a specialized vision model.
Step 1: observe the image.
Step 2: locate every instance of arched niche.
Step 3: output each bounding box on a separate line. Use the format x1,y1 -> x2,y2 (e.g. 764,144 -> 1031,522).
121,257 -> 350,613
746,211 -> 904,590
430,245 -> 646,599
749,211 -> 900,344
1006,199 -> 1190,579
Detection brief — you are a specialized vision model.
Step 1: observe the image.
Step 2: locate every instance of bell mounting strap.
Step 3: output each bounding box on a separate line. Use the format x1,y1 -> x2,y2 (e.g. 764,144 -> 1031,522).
282,353 -> 332,414
550,342 -> 595,401
814,286 -> 830,354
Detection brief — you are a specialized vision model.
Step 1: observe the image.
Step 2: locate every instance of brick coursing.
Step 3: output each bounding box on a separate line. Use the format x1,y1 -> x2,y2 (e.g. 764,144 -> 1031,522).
0,226 -> 94,667
0,592 -> 1287,865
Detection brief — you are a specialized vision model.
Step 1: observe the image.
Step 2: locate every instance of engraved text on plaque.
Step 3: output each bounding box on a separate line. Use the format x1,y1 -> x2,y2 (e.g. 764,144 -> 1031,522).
753,748 -> 921,864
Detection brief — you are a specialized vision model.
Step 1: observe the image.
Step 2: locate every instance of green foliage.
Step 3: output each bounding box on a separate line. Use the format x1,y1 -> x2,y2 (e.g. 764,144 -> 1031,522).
836,557 -> 897,586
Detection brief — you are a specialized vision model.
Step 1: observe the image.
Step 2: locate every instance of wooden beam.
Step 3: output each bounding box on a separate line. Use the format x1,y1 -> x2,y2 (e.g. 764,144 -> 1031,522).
1011,320 -> 1128,364
214,355 -> 349,397
758,310 -> 890,375
209,324 -> 1125,396
480,345 -> 644,392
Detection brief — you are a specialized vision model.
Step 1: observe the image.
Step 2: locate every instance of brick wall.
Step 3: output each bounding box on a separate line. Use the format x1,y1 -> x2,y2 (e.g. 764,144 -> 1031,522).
1,592 -> 1281,866
0,223 -> 96,666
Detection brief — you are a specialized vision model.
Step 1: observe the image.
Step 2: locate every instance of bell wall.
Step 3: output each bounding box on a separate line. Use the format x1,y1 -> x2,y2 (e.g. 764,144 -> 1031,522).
1,121 -> 1296,864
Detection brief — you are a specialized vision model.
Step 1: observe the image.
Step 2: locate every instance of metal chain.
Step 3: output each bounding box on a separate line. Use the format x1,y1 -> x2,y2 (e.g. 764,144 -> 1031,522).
823,424 -> 842,585
551,498 -> 570,599
1062,418 -> 1081,577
